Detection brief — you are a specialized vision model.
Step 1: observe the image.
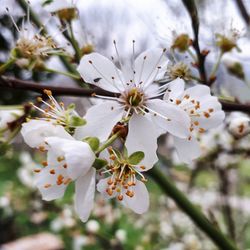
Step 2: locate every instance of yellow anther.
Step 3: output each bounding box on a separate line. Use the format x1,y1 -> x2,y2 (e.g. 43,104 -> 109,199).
118,194 -> 123,201
50,169 -> 55,175
42,161 -> 48,167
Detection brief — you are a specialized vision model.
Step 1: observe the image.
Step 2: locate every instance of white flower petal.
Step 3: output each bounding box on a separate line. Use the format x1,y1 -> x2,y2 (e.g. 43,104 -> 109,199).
0,109 -> 23,129
122,180 -> 149,214
35,159 -> 68,201
44,137 -> 95,180
75,101 -> 124,141
63,141 -> 95,180
77,52 -> 125,93
38,184 -> 67,201
75,168 -> 96,222
125,114 -> 162,169
147,99 -> 190,138
163,78 -> 185,100
197,110 -> 225,130
134,48 -> 168,88
173,136 -> 201,164
97,177 -> 116,199
21,120 -> 72,148
184,85 -> 211,99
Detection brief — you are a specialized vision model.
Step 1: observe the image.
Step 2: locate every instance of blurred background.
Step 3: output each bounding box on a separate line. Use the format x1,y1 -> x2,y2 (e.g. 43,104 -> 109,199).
1,0 -> 250,249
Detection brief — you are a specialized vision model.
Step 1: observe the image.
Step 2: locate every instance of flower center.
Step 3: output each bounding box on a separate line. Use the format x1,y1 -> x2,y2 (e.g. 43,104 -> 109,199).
124,88 -> 144,108
103,150 -> 147,201
105,163 -> 136,200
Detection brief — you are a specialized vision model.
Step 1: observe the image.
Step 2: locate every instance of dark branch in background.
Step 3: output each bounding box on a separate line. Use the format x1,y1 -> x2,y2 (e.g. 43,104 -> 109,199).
1,76 -> 250,114
217,167 -> 236,242
182,0 -> 208,85
235,0 -> 250,26
0,76 -> 113,97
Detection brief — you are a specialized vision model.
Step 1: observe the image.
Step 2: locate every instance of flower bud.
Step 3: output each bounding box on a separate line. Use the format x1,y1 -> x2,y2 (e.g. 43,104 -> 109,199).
172,34 -> 191,52
86,220 -> 100,233
228,114 -> 250,138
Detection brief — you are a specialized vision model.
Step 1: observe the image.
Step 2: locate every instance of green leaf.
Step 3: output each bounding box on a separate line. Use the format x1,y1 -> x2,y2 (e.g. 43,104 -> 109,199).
112,148 -> 122,160
67,103 -> 76,111
69,116 -> 86,127
42,0 -> 53,6
123,146 -> 128,158
84,137 -> 100,152
128,151 -> 145,165
92,158 -> 108,170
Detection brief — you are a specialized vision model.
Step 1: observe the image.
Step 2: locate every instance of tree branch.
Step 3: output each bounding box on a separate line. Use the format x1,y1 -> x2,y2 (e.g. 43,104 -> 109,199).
182,0 -> 208,85
149,166 -> 238,250
0,76 -> 113,97
235,0 -> 250,26
1,76 -> 250,113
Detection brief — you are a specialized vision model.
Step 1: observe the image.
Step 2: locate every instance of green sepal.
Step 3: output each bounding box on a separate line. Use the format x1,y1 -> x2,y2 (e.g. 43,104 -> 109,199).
84,137 -> 100,152
111,147 -> 122,160
69,116 -> 86,127
42,0 -> 53,6
67,103 -> 76,112
92,158 -> 108,170
128,151 -> 145,165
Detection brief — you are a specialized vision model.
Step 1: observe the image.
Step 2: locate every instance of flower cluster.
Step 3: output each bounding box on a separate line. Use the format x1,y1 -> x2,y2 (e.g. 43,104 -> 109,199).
20,45 -> 225,222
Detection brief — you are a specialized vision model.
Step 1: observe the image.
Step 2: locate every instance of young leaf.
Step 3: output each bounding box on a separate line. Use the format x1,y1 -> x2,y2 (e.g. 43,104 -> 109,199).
128,151 -> 145,165
69,116 -> 86,126
84,137 -> 100,152
92,158 -> 108,170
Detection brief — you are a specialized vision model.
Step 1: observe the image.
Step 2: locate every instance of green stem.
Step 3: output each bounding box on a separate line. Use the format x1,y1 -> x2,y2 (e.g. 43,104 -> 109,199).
96,132 -> 121,155
0,57 -> 16,75
6,127 -> 21,144
190,75 -> 202,83
210,51 -> 223,79
0,105 -> 23,110
68,21 -> 82,62
187,48 -> 197,62
149,166 -> 238,250
44,67 -> 81,80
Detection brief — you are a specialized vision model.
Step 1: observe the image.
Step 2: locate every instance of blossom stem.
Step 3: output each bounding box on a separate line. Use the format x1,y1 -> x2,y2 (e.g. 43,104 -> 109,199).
0,57 -> 16,75
187,48 -> 197,62
0,105 -> 23,110
44,67 -> 81,80
190,75 -> 202,83
68,21 -> 82,62
210,51 -> 223,79
149,166 -> 238,250
96,132 -> 121,155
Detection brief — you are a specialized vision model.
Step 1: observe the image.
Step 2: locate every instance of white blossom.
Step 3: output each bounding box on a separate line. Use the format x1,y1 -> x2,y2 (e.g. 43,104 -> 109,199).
32,136 -> 96,222
97,148 -> 150,214
76,46 -> 191,168
86,219 -> 100,233
228,112 -> 250,138
164,78 -> 225,163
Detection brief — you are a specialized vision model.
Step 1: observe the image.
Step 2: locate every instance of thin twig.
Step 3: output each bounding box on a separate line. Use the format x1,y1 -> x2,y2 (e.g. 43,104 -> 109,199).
1,76 -> 250,114
235,0 -> 250,26
182,0 -> 208,85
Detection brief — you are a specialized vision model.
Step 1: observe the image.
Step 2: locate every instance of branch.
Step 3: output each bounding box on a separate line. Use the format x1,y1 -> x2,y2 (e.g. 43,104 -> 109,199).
220,100 -> 250,114
182,0 -> 208,85
149,166 -> 238,250
235,0 -> 250,26
1,76 -> 250,113
0,76 -> 113,97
